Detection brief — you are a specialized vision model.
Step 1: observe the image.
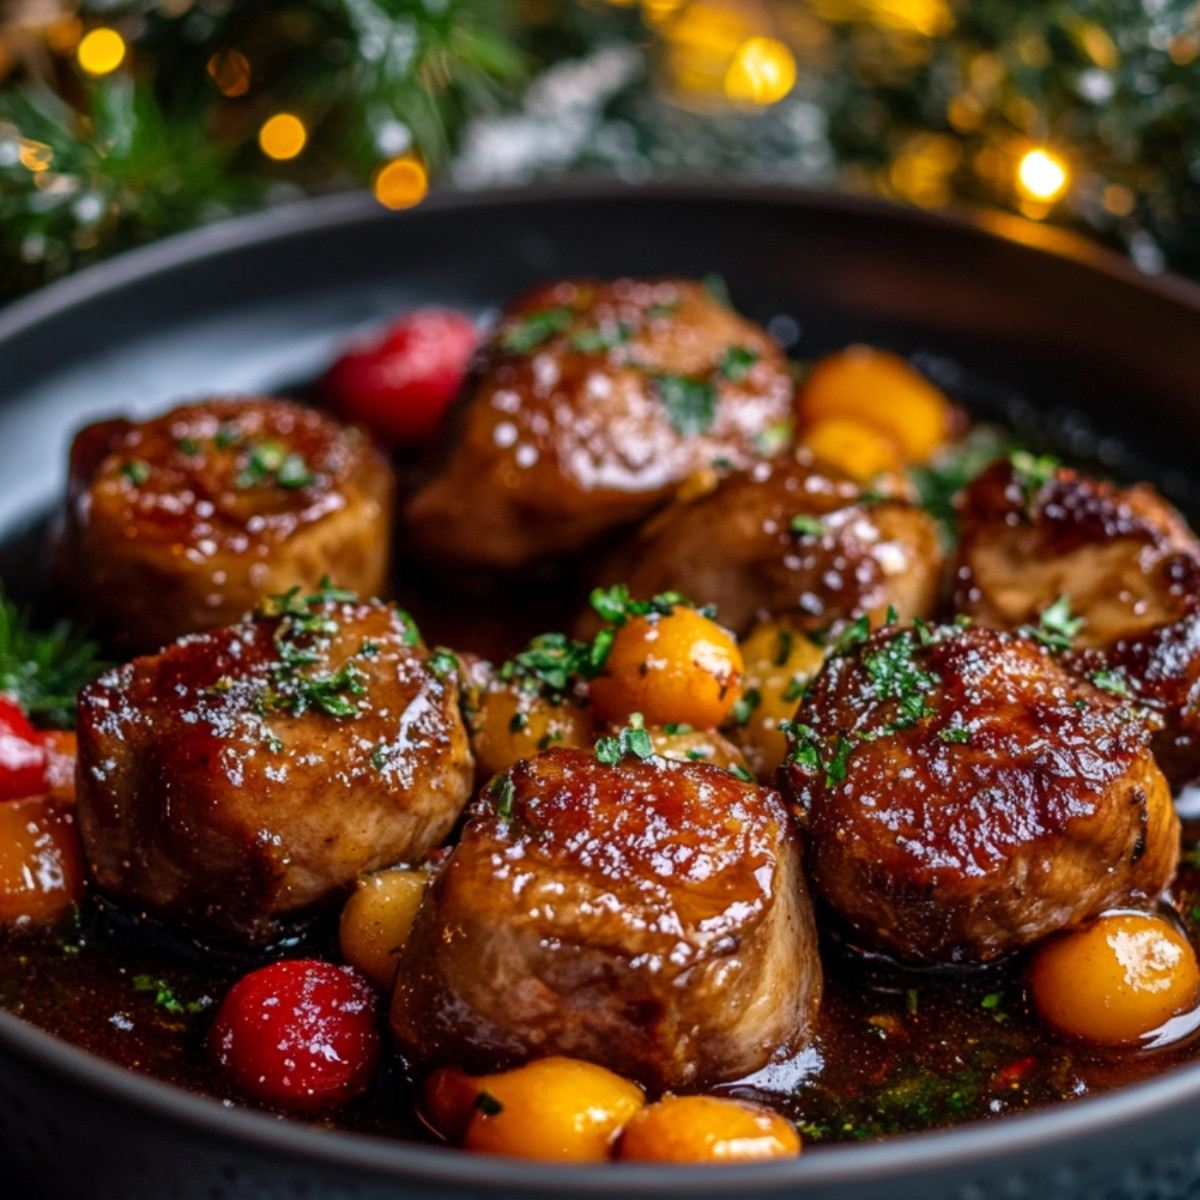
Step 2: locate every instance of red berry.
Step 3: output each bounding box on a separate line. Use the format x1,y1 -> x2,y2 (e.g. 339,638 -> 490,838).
0,696 -> 47,803
209,960 -> 381,1111
322,307 -> 477,447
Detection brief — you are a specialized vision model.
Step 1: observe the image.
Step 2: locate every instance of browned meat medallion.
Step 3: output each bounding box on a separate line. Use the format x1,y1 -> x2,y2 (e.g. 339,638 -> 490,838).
390,747 -> 821,1091
589,455 -> 943,636
955,454 -> 1200,786
75,592 -> 473,946
783,623 -> 1177,964
405,278 -> 794,568
57,397 -> 394,652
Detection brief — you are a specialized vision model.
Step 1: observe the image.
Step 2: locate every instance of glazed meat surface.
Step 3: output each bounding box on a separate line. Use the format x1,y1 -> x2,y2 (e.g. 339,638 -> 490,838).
390,748 -> 821,1090
956,457 -> 1200,786
57,397 -> 394,652
75,595 -> 473,945
592,456 -> 943,636
406,279 -> 794,568
783,624 -> 1177,964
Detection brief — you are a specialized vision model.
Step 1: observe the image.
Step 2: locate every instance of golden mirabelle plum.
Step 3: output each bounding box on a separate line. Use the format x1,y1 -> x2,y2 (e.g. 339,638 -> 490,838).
644,724 -> 749,772
726,620 -> 826,778
0,795 -> 85,926
589,605 -> 743,729
798,344 -> 951,464
339,866 -> 431,990
1029,911 -> 1200,1044
470,685 -> 594,779
461,1057 -> 645,1161
800,416 -> 903,482
615,1094 -> 801,1163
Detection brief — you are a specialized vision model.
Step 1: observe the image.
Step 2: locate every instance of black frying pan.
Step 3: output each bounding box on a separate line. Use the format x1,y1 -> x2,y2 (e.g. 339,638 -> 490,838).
3,181 -> 1200,1200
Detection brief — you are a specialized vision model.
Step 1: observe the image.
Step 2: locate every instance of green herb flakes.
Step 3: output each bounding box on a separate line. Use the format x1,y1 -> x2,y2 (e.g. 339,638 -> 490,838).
121,459 -> 150,486
731,688 -> 761,728
653,373 -> 718,437
718,344 -> 759,382
488,774 -> 516,822
1090,668 -> 1130,698
728,763 -> 754,783
595,712 -> 655,766
789,514 -> 825,538
500,306 -> 573,354
1021,595 -> 1084,653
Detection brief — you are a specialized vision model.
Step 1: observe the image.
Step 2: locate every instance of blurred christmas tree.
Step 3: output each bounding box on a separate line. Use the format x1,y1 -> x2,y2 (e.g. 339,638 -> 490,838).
2,0 -> 1199,298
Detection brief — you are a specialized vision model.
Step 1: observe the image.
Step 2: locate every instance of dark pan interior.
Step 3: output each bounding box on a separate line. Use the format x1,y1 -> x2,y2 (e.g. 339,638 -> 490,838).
4,181 -> 1200,1200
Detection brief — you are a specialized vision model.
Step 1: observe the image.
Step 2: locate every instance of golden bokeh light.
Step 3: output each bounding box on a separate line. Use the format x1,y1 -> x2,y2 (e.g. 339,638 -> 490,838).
724,37 -> 797,106
77,28 -> 126,77
373,156 -> 429,210
664,2 -> 751,97
1017,148 -> 1069,202
259,113 -> 307,161
207,50 -> 252,98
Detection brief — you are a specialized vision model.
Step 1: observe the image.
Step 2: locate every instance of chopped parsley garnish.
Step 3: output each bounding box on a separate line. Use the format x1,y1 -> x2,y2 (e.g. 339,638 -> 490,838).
908,425 -> 1011,546
755,419 -> 794,457
473,1091 -> 504,1117
569,323 -> 630,353
1009,448 -> 1061,506
939,726 -> 972,744
589,584 -> 702,626
1090,668 -> 1130,698
536,731 -> 563,751
647,299 -> 681,318
214,423 -> 240,449
500,630 -> 610,698
120,459 -> 150,485
789,514 -> 825,538
508,711 -> 528,734
260,661 -> 366,718
782,720 -> 822,774
595,712 -> 655,765
663,722 -> 693,735
0,584 -> 106,728
782,676 -> 806,704
731,688 -> 761,728
718,345 -> 759,382
393,607 -> 422,647
488,774 -> 516,821
906,988 -> 919,1016
236,440 -> 316,490
832,615 -> 871,657
428,649 -> 459,679
1020,595 -> 1084,653
824,733 -> 854,786
775,628 -> 795,667
728,763 -> 755,783
653,374 -> 718,437
132,975 -> 210,1016
174,437 -> 201,456
500,306 -> 573,354
862,631 -> 939,723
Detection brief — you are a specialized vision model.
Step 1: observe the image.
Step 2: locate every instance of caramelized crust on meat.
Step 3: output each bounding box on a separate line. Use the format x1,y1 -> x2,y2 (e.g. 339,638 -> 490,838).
955,457 -> 1200,786
591,456 -> 943,636
405,279 -> 794,568
390,748 -> 821,1090
955,457 -> 1197,647
75,597 -> 473,945
58,397 -> 394,652
783,624 -> 1177,964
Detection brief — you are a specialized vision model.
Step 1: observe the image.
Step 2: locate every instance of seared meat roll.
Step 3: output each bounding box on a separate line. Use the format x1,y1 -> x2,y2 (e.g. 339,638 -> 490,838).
58,397 -> 394,652
592,456 -> 942,636
783,623 -> 1177,965
390,748 -> 821,1091
75,593 -> 473,946
955,456 -> 1200,786
406,278 -> 794,568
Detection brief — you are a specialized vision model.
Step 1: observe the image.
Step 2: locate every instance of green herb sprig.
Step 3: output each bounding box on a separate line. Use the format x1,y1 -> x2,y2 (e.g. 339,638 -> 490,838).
595,712 -> 655,765
1021,596 -> 1085,653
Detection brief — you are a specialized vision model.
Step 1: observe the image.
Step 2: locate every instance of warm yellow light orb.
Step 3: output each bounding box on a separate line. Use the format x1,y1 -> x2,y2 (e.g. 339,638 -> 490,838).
77,28 -> 126,77
373,156 -> 429,210
724,37 -> 796,106
259,113 -> 307,161
1017,148 -> 1069,202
